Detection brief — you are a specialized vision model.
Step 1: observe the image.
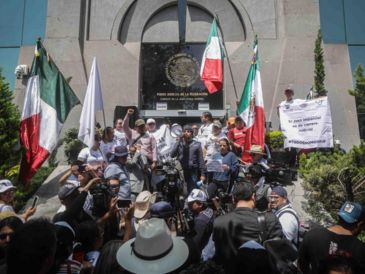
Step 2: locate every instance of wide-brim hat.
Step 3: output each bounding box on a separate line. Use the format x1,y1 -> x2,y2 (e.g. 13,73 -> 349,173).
116,218 -> 189,274
248,145 -> 266,155
134,191 -> 157,219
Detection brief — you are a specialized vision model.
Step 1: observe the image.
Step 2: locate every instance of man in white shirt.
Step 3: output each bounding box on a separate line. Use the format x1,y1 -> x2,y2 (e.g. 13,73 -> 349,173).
197,111 -> 213,148
270,185 -> 299,246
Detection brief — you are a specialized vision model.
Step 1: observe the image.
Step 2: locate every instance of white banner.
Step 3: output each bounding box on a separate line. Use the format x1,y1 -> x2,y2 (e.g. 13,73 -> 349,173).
279,97 -> 333,149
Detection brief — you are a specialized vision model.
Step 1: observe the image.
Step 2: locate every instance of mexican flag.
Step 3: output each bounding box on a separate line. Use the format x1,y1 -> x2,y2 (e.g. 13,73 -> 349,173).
237,37 -> 265,159
200,18 -> 223,94
19,40 -> 80,184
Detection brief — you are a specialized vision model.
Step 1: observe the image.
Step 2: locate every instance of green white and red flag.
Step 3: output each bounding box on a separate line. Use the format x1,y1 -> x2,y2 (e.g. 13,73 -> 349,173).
237,37 -> 265,160
19,40 -> 80,184
200,18 -> 223,94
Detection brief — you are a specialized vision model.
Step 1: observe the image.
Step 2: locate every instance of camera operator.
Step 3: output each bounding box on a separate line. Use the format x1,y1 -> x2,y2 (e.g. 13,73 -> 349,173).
53,178 -> 100,228
104,145 -> 131,200
212,181 -> 283,273
171,125 -> 205,193
186,189 -> 214,255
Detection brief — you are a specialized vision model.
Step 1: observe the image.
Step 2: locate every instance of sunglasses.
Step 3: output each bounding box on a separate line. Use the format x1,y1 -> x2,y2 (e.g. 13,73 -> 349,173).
0,232 -> 13,240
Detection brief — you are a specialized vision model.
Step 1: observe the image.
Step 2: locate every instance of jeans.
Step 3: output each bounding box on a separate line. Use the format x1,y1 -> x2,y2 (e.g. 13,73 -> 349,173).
183,168 -> 199,194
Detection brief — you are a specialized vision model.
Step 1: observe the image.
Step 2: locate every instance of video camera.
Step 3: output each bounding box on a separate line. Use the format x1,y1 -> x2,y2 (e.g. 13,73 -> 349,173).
155,157 -> 184,206
90,181 -> 113,218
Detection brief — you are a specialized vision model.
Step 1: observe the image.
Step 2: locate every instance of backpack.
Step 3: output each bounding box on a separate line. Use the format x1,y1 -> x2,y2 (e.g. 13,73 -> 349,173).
277,208 -> 311,248
257,212 -> 300,274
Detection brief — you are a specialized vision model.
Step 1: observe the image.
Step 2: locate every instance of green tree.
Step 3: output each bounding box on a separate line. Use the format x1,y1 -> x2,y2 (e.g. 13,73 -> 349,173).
314,30 -> 327,97
0,69 -> 21,177
348,64 -> 365,140
299,144 -> 365,224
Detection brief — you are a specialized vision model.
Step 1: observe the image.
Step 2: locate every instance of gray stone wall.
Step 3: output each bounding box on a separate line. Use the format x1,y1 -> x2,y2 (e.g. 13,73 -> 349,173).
13,0 -> 360,151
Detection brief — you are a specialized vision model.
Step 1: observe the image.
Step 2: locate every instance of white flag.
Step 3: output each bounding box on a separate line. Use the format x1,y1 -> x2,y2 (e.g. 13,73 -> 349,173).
78,57 -> 104,148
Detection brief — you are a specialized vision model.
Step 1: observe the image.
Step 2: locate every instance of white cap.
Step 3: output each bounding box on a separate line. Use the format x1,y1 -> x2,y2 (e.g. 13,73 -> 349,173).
0,180 -> 16,194
146,118 -> 156,124
335,139 -> 341,145
187,189 -> 207,203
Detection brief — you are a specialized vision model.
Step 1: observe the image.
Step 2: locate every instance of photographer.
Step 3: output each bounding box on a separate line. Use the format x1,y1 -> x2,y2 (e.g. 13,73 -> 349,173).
104,145 -> 131,200
186,189 -> 214,255
53,178 -> 100,228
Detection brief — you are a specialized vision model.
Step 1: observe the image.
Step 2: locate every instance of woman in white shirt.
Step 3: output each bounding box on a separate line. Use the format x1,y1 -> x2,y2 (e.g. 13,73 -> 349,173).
78,134 -> 105,169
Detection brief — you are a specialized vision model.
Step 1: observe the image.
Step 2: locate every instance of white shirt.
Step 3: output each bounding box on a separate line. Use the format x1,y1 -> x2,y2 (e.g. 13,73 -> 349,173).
197,123 -> 213,148
275,204 -> 299,244
78,147 -> 104,166
205,132 -> 226,160
114,129 -> 128,147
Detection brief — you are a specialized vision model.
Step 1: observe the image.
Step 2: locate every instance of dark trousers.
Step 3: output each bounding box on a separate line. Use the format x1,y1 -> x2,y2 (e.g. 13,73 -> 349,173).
183,168 -> 199,194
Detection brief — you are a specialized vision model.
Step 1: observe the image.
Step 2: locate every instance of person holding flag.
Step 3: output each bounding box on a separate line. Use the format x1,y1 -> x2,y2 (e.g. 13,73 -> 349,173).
237,36 -> 265,162
19,39 -> 80,184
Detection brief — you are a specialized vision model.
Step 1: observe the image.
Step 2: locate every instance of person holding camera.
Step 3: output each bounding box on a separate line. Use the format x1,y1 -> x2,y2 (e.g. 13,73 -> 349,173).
171,125 -> 205,194
53,177 -> 101,227
186,189 -> 214,255
213,181 -> 283,272
104,146 -> 131,200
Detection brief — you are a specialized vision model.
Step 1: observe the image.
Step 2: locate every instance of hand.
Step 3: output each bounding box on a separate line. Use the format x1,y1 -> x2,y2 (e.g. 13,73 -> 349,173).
82,177 -> 101,192
108,197 -> 118,215
222,164 -> 230,172
24,206 -> 36,221
134,144 -> 141,152
127,108 -> 134,116
124,204 -> 135,222
151,162 -> 157,170
200,176 -> 206,182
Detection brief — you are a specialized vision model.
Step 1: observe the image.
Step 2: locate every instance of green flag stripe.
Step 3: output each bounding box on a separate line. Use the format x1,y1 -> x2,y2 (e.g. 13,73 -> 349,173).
31,41 -> 80,123
238,63 -> 257,113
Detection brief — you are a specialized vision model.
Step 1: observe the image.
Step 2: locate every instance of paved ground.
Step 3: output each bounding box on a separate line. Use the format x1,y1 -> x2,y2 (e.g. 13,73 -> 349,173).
286,177 -> 310,223
24,165 -> 69,220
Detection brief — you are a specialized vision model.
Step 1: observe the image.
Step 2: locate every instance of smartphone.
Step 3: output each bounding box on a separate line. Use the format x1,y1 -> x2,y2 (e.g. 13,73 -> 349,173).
117,199 -> 132,208
31,196 -> 39,209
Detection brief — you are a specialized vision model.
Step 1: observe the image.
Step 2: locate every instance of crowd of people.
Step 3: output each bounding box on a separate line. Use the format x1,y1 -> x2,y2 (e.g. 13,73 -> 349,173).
0,102 -> 364,274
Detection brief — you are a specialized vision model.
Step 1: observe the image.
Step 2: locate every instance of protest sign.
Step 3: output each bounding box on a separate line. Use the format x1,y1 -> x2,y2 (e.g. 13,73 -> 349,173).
279,97 -> 333,149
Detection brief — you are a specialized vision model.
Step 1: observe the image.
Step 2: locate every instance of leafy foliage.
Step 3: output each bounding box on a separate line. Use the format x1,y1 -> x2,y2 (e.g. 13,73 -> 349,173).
0,69 -> 21,178
14,166 -> 55,211
64,128 -> 85,164
313,30 -> 327,97
265,130 -> 285,150
348,64 -> 365,140
299,143 -> 365,224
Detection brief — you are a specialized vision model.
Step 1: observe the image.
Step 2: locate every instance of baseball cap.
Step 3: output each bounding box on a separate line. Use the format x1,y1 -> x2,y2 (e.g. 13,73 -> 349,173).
146,118 -> 156,124
338,201 -> 364,224
187,189 -> 207,203
271,186 -> 288,198
135,119 -> 145,127
58,183 -> 79,200
213,120 -> 222,129
150,201 -> 174,218
0,180 -> 16,194
114,145 -> 128,157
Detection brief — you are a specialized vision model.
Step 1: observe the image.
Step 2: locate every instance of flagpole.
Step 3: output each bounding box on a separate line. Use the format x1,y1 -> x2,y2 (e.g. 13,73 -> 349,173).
214,14 -> 239,101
